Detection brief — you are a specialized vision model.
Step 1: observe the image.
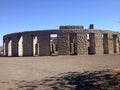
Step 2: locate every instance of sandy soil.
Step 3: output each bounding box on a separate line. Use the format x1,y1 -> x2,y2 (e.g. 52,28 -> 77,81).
0,54 -> 120,90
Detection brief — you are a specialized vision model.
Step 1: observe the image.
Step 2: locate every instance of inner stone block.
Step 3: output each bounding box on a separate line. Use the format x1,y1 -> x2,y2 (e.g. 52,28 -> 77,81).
89,33 -> 95,54
69,33 -> 77,55
50,34 -> 58,55
103,34 -> 109,54
58,33 -> 69,55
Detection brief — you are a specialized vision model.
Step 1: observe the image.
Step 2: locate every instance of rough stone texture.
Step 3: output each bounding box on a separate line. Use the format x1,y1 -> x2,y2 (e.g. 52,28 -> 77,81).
11,35 -> 18,56
2,43 -> 5,55
3,25 -> 120,56
113,36 -> 119,53
94,32 -> 103,54
37,33 -> 50,56
60,26 -> 84,30
58,33 -> 70,55
70,43 -> 75,54
108,33 -> 114,54
103,33 -> 109,54
89,33 -> 95,54
23,34 -> 33,56
69,33 -> 77,54
77,33 -> 88,55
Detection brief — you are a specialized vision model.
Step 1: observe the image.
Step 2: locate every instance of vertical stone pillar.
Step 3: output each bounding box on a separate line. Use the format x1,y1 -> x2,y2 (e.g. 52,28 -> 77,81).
113,35 -> 119,53
77,33 -> 88,55
89,33 -> 95,54
3,38 -> 8,56
58,33 -> 70,55
116,35 -> 119,53
11,35 -> 18,56
8,39 -> 12,56
51,43 -> 56,53
3,41 -> 6,56
69,33 -> 77,55
50,43 -> 52,53
18,36 -> 23,56
103,34 -> 109,54
38,33 -> 50,56
94,32 -> 103,54
23,34 -> 33,56
108,34 -> 114,54
35,43 -> 39,55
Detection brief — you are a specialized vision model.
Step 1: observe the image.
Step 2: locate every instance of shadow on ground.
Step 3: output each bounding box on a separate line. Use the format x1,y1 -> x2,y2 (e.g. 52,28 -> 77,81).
1,69 -> 120,90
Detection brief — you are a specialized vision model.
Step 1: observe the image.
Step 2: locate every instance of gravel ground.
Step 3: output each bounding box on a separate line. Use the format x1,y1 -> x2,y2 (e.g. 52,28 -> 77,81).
0,54 -> 120,90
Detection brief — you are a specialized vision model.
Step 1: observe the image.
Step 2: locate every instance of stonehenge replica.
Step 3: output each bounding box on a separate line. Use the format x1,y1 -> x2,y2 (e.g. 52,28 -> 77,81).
3,24 -> 120,56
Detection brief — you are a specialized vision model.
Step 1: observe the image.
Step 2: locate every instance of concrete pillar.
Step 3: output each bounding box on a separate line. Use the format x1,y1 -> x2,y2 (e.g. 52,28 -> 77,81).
33,36 -> 36,56
36,43 -> 39,55
3,38 -> 8,56
8,39 -> 12,56
23,34 -> 33,56
50,43 -> 52,53
77,33 -> 88,55
58,33 -> 70,55
51,43 -> 56,53
18,36 -> 23,56
11,35 -> 18,56
94,32 -> 103,54
113,36 -> 119,53
3,42 -> 6,56
103,34 -> 109,54
38,33 -> 50,56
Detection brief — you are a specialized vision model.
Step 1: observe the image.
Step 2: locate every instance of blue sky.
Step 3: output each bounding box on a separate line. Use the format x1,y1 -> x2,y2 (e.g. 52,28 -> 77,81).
0,0 -> 120,45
